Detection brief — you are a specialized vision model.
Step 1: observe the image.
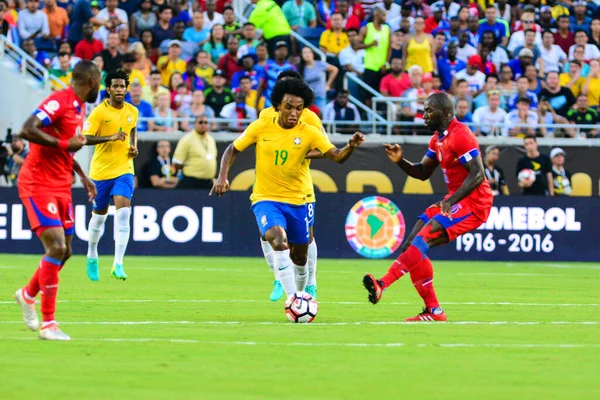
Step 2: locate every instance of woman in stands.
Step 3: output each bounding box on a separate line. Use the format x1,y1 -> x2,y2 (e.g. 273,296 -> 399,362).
180,89 -> 216,131
202,24 -> 228,66
129,42 -> 152,79
403,16 -> 436,74
140,29 -> 159,64
154,92 -> 180,132
299,47 -> 339,111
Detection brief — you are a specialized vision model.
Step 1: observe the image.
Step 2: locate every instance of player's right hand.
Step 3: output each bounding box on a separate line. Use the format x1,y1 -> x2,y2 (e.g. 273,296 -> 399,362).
210,178 -> 229,197
384,143 -> 403,164
68,135 -> 87,152
111,131 -> 127,141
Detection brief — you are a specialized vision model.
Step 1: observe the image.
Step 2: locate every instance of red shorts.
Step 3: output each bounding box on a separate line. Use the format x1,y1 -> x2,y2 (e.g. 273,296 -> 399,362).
419,201 -> 484,242
21,196 -> 74,237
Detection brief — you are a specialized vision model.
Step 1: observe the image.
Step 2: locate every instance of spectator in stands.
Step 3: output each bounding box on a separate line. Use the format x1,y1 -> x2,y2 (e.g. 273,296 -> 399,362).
182,59 -> 207,91
438,41 -> 465,91
129,82 -> 155,132
131,0 -> 157,37
168,71 -> 184,100
504,97 -> 538,137
282,0 -> 317,30
161,21 -> 195,60
508,13 -> 542,55
43,0 -> 68,41
569,30 -> 600,62
404,16 -> 436,73
567,95 -> 598,138
473,89 -> 507,136
516,135 -> 553,196
498,65 -> 516,97
299,47 -> 338,110
116,24 -> 133,54
408,0 -> 432,18
472,74 -> 502,109
322,90 -> 360,133
399,65 -> 423,123
231,53 -> 259,90
507,76 -> 538,111
147,140 -> 178,189
96,0 -> 127,25
555,15 -> 575,54
238,75 -> 264,111
21,38 -> 50,69
140,29 -> 159,64
339,28 -> 365,77
220,90 -> 257,131
174,82 -> 193,119
4,136 -> 28,185
203,24 -> 228,65
183,10 -> 209,45
453,55 -> 486,96
358,7 -> 391,100
0,1 -> 12,41
129,42 -> 152,79
173,115 -> 218,189
453,78 -> 472,109
560,59 -> 584,98
590,18 -> 600,49
195,50 -> 215,85
238,23 -> 260,58
433,32 -> 447,60
203,0 -> 224,31
98,31 -> 123,73
18,0 -> 49,40
570,1 -> 591,34
380,57 -> 411,97
248,0 -> 292,56
455,98 -> 473,123
477,6 -> 508,47
538,6 -> 557,32
257,41 -> 295,108
142,69 -> 170,107
425,4 -> 449,34
183,89 -> 216,129
431,0 -> 460,19
456,30 -> 477,63
582,59 -> 600,107
315,0 -> 334,29
514,29 -> 542,66
49,51 -> 72,87
565,45 -> 590,78
390,30 -> 404,60
550,148 -> 572,196
480,31 -> 509,73
218,35 -> 244,81
205,69 -> 234,115
539,72 -> 575,120
483,145 -> 506,196
537,96 -> 574,138
171,0 -> 191,26
539,30 -> 567,75
50,41 -> 80,69
152,5 -> 174,48
466,14 -> 480,46
154,92 -> 180,132
222,6 -> 242,37
525,64 -> 542,96
120,53 -> 145,87
508,48 -> 535,80
93,14 -> 119,45
319,12 -> 349,58
75,22 -> 104,60
158,40 -> 186,87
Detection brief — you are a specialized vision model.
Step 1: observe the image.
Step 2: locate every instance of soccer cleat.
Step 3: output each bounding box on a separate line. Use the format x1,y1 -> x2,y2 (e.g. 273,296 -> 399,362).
111,264 -> 128,280
362,274 -> 385,304
39,323 -> 71,341
405,307 -> 447,322
14,288 -> 39,331
87,258 -> 99,281
305,284 -> 317,300
269,280 -> 284,302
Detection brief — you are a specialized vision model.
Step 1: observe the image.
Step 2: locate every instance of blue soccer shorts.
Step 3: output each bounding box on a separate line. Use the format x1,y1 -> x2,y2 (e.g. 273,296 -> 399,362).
307,202 -> 316,228
92,173 -> 135,211
251,201 -> 310,245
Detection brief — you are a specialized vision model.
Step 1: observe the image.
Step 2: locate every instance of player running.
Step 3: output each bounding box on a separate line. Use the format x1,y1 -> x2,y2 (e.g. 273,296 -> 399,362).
212,78 -> 365,299
13,60 -> 101,341
258,70 -> 325,301
363,93 -> 493,321
83,69 -> 139,281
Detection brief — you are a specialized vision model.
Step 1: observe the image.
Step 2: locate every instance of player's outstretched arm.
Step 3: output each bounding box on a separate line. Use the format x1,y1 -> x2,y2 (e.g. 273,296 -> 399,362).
440,156 -> 485,216
210,143 -> 240,196
20,115 -> 86,152
322,131 -> 365,164
384,143 -> 439,181
73,159 -> 97,202
84,131 -> 127,145
305,149 -> 325,159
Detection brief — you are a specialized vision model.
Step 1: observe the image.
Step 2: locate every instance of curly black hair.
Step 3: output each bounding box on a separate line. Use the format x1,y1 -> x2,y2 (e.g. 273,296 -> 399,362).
105,68 -> 130,90
271,78 -> 314,110
277,70 -> 303,82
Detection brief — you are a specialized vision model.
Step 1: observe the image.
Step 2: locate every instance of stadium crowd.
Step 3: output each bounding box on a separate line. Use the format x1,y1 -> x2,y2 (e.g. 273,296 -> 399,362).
2,0 -> 600,138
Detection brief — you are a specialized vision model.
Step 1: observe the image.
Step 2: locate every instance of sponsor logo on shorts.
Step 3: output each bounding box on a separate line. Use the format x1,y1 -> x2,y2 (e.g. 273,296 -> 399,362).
261,215 -> 267,227
345,196 -> 406,259
47,203 -> 58,214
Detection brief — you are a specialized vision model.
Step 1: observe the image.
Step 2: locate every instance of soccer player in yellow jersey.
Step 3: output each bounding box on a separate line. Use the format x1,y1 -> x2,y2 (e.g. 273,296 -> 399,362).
212,77 -> 365,299
82,69 -> 139,281
257,71 -> 326,301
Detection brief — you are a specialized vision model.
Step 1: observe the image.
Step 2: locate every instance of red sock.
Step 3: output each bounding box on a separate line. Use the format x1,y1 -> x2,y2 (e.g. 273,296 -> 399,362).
39,256 -> 61,323
25,262 -> 42,299
409,258 -> 440,311
381,244 -> 424,288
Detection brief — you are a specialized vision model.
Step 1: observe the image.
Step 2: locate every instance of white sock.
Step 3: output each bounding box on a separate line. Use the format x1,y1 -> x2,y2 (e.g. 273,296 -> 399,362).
295,263 -> 308,292
261,239 -> 278,281
273,249 -> 295,297
87,213 -> 107,259
113,207 -> 131,266
307,239 -> 318,287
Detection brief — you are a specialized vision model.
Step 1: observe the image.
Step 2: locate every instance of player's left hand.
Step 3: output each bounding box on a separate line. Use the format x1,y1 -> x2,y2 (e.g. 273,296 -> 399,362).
438,200 -> 453,220
210,177 -> 230,196
129,145 -> 139,158
82,177 -> 97,203
349,132 -> 365,148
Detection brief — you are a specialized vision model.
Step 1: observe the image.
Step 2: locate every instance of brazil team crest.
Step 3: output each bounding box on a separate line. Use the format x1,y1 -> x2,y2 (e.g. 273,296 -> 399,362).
345,196 -> 406,259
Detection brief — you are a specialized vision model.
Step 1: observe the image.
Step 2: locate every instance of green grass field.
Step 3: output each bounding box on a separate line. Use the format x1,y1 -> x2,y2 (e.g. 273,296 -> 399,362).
0,255 -> 599,399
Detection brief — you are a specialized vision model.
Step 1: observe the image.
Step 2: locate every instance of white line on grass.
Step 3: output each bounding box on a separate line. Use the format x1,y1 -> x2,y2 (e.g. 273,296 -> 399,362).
0,336 -> 598,348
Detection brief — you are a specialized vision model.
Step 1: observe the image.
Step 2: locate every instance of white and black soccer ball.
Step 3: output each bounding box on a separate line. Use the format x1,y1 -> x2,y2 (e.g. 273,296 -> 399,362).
518,168 -> 536,187
284,292 -> 318,323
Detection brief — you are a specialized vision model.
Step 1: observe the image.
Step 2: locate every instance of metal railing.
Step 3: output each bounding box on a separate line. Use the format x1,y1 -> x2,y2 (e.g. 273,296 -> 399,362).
343,72 -> 397,132
0,34 -> 51,90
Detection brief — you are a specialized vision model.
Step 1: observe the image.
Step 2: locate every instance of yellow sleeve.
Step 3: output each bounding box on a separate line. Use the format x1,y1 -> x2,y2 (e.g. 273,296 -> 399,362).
233,121 -> 260,151
304,109 -> 326,134
82,105 -> 103,136
173,135 -> 189,164
308,125 -> 335,154
131,106 -> 139,127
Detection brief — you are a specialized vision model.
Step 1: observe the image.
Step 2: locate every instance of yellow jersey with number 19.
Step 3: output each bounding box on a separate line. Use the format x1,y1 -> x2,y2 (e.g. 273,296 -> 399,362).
83,100 -> 139,181
259,107 -> 326,204
233,118 -> 334,206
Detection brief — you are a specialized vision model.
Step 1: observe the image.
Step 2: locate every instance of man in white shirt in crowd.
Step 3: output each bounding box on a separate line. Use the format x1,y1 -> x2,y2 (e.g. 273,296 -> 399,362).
453,54 -> 486,96
473,89 -> 507,136
18,0 -> 49,40
539,29 -> 567,74
430,0 -> 460,19
507,13 -> 542,55
220,90 -> 257,132
96,0 -> 128,25
456,31 -> 477,63
203,0 -> 224,30
504,96 -> 538,137
322,90 -> 361,134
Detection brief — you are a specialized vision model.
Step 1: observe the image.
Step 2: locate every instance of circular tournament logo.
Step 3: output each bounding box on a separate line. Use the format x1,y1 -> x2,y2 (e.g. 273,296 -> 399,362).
345,196 -> 406,259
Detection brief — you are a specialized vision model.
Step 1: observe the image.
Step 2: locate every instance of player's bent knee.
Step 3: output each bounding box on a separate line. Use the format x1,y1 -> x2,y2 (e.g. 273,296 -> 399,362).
290,253 -> 307,266
265,226 -> 288,251
47,241 -> 67,260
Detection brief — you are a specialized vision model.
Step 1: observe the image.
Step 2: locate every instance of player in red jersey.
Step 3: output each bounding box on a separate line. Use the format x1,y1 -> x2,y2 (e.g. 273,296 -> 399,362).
363,93 -> 493,322
13,60 -> 101,341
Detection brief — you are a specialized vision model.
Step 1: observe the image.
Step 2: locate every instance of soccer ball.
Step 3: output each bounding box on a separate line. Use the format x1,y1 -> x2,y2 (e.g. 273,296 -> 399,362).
518,168 -> 536,186
284,292 -> 318,323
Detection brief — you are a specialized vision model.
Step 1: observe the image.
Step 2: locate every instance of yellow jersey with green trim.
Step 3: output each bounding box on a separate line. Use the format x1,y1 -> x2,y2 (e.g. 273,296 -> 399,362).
83,100 -> 139,181
233,118 -> 334,206
259,107 -> 326,203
